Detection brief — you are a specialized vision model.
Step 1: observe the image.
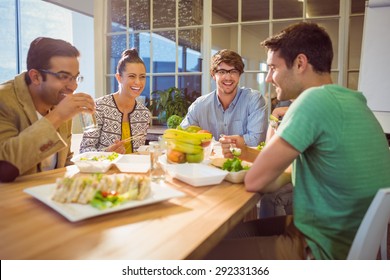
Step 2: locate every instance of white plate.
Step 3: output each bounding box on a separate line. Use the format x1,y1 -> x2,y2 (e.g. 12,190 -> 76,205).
166,163 -> 228,187
115,155 -> 150,173
24,182 -> 185,222
72,152 -> 122,173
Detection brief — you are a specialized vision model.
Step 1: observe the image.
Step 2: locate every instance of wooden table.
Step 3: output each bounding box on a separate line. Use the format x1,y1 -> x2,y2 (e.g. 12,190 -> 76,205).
0,165 -> 260,260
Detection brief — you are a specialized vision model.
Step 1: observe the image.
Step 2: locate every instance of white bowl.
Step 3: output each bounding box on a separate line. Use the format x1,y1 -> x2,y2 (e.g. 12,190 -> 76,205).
72,152 -> 122,173
224,169 -> 248,183
166,163 -> 228,187
209,157 -> 251,184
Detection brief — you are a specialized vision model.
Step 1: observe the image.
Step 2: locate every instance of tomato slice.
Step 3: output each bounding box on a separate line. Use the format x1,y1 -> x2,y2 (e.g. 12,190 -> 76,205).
101,190 -> 118,197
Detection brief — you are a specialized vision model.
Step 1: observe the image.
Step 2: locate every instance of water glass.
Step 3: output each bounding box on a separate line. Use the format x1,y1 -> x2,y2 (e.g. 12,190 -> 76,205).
80,112 -> 98,132
149,141 -> 166,182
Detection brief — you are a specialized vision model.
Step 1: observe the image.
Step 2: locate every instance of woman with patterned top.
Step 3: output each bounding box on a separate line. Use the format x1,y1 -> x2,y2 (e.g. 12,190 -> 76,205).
80,49 -> 151,154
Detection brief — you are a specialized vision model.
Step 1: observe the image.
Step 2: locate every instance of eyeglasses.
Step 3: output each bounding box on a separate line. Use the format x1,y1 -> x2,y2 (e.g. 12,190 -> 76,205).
39,69 -> 84,83
214,69 -> 241,76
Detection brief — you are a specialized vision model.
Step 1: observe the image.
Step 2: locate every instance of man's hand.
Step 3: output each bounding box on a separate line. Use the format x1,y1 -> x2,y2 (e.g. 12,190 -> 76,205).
219,135 -> 245,159
46,92 -> 96,128
271,106 -> 289,120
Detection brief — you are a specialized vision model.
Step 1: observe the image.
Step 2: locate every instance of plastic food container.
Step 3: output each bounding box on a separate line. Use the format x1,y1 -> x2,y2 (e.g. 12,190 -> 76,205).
72,152 -> 122,173
114,155 -> 150,173
166,163 -> 228,187
224,169 -> 248,183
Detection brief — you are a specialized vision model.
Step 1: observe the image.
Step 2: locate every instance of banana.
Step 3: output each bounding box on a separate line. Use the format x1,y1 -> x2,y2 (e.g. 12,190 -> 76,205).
166,139 -> 203,154
163,132 -> 202,145
163,128 -> 212,141
185,125 -> 202,133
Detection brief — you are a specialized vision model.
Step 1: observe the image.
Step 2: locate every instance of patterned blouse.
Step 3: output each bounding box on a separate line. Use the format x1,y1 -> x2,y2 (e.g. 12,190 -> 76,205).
80,94 -> 151,153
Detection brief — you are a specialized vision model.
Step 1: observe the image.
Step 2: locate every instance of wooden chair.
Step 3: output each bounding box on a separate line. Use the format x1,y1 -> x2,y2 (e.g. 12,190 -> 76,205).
71,133 -> 83,156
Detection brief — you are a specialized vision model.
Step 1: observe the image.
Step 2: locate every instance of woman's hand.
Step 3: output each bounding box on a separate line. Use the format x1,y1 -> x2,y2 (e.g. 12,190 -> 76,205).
105,139 -> 126,154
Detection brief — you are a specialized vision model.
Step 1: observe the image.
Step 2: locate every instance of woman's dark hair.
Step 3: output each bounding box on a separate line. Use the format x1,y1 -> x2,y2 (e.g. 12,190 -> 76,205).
25,37 -> 80,85
210,49 -> 245,75
117,48 -> 146,75
260,22 -> 333,73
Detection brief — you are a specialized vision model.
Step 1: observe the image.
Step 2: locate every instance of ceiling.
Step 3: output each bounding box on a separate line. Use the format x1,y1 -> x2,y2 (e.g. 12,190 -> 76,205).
43,0 -> 93,17
212,0 -> 366,22
43,0 -> 366,21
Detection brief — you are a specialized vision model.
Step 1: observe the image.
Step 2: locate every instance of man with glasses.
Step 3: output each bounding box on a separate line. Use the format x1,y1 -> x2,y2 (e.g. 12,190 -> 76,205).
0,37 -> 95,182
180,49 -> 268,147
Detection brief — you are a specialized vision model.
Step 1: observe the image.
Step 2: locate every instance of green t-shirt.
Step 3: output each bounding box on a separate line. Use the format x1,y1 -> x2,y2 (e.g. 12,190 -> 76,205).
277,84 -> 390,259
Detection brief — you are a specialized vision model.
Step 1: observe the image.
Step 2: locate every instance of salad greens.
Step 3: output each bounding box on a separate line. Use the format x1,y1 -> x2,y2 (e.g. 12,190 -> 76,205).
90,182 -> 138,210
257,141 -> 266,151
90,191 -> 126,210
80,152 -> 119,162
230,147 -> 242,156
222,157 -> 250,172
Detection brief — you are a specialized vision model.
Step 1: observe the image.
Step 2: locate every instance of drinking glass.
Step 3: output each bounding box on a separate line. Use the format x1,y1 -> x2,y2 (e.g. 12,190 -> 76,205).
80,112 -> 98,132
149,141 -> 166,182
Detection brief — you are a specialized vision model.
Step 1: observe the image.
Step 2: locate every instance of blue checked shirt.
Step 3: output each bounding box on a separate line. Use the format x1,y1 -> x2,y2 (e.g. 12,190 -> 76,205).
180,87 -> 268,146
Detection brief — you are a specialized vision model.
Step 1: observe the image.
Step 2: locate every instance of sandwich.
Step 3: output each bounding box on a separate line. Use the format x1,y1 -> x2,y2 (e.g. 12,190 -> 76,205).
52,174 -> 151,209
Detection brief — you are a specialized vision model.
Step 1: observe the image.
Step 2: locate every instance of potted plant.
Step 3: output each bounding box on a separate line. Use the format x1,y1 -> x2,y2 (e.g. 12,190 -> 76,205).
146,87 -> 198,126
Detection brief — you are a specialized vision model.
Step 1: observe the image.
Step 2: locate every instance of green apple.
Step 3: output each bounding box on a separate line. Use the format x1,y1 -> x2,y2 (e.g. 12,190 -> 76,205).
186,152 -> 204,163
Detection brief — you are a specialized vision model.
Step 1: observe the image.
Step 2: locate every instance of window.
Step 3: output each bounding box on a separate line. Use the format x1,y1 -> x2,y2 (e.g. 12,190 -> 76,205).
0,0 -> 17,82
106,0 -> 203,106
103,0 -> 365,120
210,0 -> 365,97
0,0 -> 94,97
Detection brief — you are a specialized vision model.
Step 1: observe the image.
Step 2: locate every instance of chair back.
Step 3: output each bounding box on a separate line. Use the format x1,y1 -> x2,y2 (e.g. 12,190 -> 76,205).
347,187 -> 390,260
71,133 -> 83,156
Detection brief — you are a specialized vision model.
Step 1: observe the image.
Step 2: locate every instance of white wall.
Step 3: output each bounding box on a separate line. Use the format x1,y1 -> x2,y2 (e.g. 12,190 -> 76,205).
43,0 -> 95,133
72,12 -> 95,133
359,0 -> 390,133
73,12 -> 95,97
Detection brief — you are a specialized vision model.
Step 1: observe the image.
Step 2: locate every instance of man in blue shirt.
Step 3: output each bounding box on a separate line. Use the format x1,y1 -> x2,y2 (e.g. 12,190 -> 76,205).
180,49 -> 268,147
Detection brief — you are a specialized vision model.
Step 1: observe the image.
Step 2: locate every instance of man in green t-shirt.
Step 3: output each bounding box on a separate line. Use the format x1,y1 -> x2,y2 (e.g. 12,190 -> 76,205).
206,22 -> 390,260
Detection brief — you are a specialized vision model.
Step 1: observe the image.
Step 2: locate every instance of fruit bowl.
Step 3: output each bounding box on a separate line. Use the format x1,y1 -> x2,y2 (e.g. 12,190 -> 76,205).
162,128 -> 213,164
165,138 -> 214,164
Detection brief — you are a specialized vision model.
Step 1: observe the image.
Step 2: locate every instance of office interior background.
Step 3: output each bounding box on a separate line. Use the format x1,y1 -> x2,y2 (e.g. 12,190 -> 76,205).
0,0 -> 366,130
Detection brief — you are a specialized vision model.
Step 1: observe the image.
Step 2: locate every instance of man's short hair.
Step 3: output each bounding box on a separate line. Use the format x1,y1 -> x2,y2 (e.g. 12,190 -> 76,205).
261,22 -> 333,73
210,49 -> 245,75
25,37 -> 80,84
